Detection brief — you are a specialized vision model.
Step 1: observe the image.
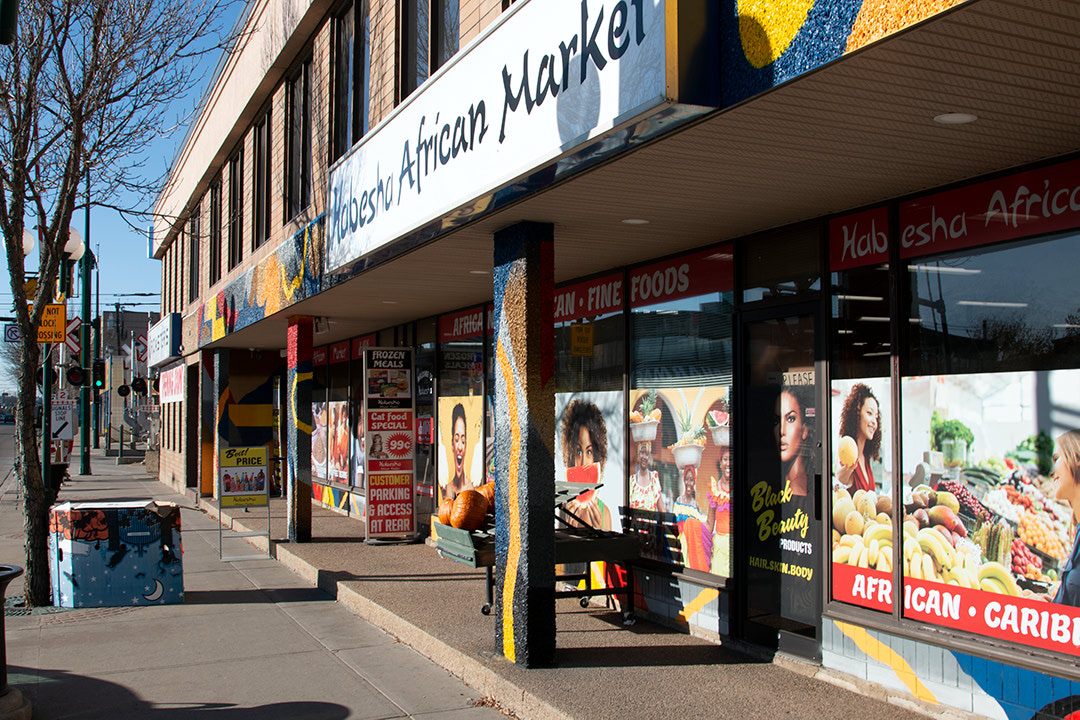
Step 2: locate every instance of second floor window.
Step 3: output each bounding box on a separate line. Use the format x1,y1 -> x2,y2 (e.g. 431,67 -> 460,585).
253,111 -> 271,250
188,209 -> 200,302
401,0 -> 459,99
286,59 -> 312,221
228,149 -> 244,270
209,179 -> 222,286
333,0 -> 370,161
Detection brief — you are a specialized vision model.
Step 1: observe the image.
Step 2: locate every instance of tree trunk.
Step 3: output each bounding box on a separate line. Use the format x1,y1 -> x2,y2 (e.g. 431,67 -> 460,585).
15,339 -> 51,607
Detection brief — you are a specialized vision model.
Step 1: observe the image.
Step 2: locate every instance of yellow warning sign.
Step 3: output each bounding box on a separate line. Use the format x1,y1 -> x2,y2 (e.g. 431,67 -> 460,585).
37,304 -> 66,343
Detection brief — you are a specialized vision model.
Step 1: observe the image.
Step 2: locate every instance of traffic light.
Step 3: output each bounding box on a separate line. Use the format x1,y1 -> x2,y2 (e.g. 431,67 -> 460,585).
131,377 -> 147,395
66,366 -> 87,387
0,0 -> 18,46
92,360 -> 105,390
117,384 -> 130,397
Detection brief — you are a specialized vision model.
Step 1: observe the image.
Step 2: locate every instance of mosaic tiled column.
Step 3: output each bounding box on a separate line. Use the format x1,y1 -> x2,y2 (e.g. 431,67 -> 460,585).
286,316 -> 313,543
213,349 -> 229,502
493,221 -> 555,667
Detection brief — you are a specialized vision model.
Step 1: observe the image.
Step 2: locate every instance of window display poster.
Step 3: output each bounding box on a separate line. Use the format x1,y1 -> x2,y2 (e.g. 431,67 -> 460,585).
437,395 -> 484,503
554,391 -> 626,534
327,400 -> 349,483
311,401 -> 327,481
554,390 -> 626,593
830,377 -> 895,612
893,369 -> 1080,656
364,348 -> 415,539
219,446 -> 269,507
628,386 -> 731,577
349,395 -> 365,487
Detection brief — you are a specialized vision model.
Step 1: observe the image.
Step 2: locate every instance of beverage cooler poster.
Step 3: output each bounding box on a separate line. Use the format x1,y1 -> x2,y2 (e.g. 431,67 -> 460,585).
627,386 -> 731,578
832,369 -> 1080,657
363,348 -> 416,540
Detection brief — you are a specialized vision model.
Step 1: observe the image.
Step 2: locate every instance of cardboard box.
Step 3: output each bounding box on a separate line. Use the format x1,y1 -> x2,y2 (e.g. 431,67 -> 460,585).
48,501 -> 183,607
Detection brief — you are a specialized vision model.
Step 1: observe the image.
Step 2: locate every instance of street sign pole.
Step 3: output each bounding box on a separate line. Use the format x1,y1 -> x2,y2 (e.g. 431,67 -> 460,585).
41,344 -> 52,500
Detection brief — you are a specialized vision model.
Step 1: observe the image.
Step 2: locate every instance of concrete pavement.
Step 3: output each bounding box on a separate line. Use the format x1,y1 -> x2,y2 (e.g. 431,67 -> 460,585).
0,448 -> 988,720
0,457 -> 504,720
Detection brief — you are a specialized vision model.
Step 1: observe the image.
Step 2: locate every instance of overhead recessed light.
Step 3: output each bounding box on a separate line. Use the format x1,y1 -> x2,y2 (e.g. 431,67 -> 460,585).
934,112 -> 977,125
469,270 -> 488,275
621,218 -> 649,225
908,264 -> 981,275
957,300 -> 1028,308
382,300 -> 398,305
857,316 -> 891,322
835,294 -> 883,302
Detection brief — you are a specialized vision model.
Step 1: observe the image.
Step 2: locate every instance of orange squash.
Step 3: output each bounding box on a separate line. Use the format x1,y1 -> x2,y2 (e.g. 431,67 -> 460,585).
450,489 -> 488,531
437,497 -> 454,526
477,482 -> 496,513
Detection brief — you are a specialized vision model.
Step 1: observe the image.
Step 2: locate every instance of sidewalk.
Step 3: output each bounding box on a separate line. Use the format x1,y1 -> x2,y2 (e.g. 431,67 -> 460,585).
0,457 -> 506,720
1,456 -> 981,720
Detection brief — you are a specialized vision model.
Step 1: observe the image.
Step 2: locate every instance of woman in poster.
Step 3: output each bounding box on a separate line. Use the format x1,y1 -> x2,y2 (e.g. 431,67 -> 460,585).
776,385 -> 815,496
1051,430 -> 1080,606
629,438 -> 665,513
559,399 -> 612,531
442,403 -> 472,500
672,465 -> 712,572
707,445 -> 732,576
836,383 -> 881,493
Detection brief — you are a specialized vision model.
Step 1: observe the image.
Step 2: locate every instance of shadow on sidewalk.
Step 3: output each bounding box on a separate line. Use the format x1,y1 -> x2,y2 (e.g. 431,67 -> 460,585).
183,587 -> 332,604
12,666 -> 349,719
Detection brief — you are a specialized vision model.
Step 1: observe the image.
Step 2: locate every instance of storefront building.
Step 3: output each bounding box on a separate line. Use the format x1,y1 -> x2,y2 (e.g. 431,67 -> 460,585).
152,0 -> 1080,716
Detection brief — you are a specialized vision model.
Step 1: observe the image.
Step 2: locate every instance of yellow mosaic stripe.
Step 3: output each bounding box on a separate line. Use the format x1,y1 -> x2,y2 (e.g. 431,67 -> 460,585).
834,620 -> 938,703
675,587 -> 719,624
290,370 -> 313,435
497,337 -> 522,663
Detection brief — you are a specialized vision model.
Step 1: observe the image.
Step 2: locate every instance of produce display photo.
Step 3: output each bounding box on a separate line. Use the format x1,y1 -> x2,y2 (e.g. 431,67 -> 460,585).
833,369 -> 1080,655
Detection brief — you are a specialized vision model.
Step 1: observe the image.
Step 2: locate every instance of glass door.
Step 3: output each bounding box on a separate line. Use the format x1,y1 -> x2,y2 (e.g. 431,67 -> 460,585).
738,308 -> 823,659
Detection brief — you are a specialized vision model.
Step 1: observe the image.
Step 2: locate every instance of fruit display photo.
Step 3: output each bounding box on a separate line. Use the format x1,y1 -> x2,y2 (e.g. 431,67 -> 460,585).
830,378 -> 896,612
890,370 -> 1080,653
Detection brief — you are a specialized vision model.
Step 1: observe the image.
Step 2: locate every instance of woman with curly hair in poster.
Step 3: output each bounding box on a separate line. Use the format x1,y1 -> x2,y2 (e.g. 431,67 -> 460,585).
837,382 -> 881,494
560,398 -> 612,531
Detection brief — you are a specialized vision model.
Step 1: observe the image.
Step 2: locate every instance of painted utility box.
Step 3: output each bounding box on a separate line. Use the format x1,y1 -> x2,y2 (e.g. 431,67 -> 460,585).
48,501 -> 183,607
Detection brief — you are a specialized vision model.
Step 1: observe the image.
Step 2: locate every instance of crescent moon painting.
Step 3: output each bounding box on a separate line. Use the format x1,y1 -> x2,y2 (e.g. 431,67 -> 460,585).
143,579 -> 164,602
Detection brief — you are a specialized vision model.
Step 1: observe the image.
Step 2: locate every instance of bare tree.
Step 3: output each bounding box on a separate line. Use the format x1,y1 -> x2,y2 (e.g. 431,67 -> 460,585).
0,0 -> 238,606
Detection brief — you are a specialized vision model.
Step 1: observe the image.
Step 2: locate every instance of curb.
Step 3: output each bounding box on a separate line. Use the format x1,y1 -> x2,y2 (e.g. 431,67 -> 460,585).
200,499 -> 572,720
199,498 -> 991,720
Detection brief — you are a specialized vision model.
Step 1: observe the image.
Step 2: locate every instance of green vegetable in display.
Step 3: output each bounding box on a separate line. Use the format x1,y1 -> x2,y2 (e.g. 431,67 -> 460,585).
1007,431 -> 1054,476
930,411 -> 974,452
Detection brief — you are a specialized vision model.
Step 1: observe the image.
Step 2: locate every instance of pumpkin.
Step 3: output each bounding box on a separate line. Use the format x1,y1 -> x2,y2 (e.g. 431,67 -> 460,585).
450,489 -> 488,531
437,497 -> 454,526
477,482 -> 496,513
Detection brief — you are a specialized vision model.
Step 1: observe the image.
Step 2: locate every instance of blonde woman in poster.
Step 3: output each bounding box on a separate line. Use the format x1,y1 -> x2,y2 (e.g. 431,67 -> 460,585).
1051,430 -> 1080,606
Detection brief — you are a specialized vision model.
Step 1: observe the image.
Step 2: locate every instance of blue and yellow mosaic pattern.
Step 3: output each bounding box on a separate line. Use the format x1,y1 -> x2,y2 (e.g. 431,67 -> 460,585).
722,0 -> 967,106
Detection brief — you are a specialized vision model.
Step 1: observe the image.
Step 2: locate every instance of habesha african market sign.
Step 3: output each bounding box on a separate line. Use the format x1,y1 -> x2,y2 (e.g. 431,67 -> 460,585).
327,0 -> 680,271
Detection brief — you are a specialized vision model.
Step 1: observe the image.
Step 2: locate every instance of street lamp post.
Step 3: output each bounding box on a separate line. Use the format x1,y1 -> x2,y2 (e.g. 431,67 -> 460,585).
80,173 -> 93,475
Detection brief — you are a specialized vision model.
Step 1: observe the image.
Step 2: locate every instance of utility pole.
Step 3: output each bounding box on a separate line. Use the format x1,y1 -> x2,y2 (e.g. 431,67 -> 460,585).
79,170 -> 92,475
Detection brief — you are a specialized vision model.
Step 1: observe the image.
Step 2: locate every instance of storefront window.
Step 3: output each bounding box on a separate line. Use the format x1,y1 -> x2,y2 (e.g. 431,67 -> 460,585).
628,247 -> 734,577
827,208 -> 897,613
891,157 -> 1080,655
899,231 -> 1080,652
326,342 -> 350,485
311,346 -> 328,482
350,335 -> 377,491
437,306 -> 485,503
